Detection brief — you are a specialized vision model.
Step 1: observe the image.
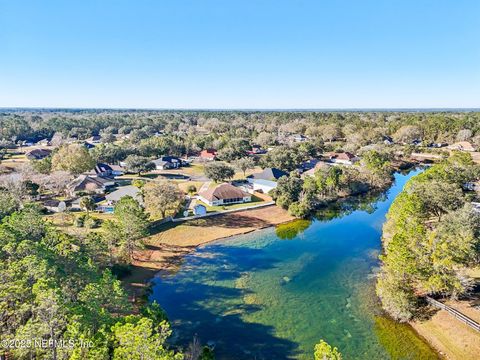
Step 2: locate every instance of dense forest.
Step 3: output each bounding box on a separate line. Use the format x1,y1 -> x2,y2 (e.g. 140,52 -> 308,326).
2,110 -> 480,155
377,152 -> 480,321
1,110 -> 479,359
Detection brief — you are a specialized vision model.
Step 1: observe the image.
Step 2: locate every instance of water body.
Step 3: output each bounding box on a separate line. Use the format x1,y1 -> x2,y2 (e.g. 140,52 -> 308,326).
150,169 -> 438,359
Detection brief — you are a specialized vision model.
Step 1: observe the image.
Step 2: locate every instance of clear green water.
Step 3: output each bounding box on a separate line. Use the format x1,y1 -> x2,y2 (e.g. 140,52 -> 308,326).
150,170 -> 439,359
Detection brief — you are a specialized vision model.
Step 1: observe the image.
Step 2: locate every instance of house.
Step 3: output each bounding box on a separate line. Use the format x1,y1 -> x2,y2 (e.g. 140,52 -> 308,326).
36,138 -> 51,146
290,134 -> 307,143
26,148 -> 52,160
302,161 -> 331,177
464,180 -> 480,192
88,135 -> 102,144
247,145 -> 267,155
447,141 -> 476,152
200,149 -> 218,161
67,175 -> 109,196
297,158 -> 321,173
193,204 -> 207,216
110,164 -> 124,176
95,163 -> 114,177
151,156 -> 182,170
105,185 -> 142,204
324,152 -> 359,165
248,168 -> 288,181
246,178 -> 277,193
94,163 -> 124,177
427,142 -> 448,148
198,183 -> 251,206
42,199 -> 67,213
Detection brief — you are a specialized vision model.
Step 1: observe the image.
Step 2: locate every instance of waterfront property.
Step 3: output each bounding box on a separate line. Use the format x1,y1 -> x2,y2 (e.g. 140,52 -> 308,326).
246,178 -> 277,193
150,169 -> 439,360
198,183 -> 252,206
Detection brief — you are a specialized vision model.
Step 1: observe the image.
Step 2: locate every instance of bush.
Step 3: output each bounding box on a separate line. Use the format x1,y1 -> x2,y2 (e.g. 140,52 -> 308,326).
74,214 -> 87,227
111,264 -> 132,279
84,216 -> 100,229
187,185 -> 197,194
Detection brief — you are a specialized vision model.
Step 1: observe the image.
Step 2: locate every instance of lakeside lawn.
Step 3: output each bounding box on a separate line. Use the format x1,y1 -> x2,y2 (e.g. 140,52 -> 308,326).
197,194 -> 266,213
145,205 -> 294,249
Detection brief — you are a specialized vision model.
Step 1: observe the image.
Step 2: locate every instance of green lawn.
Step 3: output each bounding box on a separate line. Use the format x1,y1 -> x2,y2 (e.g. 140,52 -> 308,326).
198,194 -> 265,213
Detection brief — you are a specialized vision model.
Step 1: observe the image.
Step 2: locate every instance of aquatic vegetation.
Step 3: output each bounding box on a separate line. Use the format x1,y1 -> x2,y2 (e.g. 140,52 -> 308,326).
150,170 -> 438,359
374,317 -> 438,360
275,219 -> 312,240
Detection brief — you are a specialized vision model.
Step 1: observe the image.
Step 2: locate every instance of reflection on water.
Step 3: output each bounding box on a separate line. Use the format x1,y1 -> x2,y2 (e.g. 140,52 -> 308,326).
150,169 -> 438,359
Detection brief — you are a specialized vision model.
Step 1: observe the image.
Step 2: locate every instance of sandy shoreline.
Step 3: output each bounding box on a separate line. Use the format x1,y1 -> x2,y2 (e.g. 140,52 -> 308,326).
123,205 -> 295,298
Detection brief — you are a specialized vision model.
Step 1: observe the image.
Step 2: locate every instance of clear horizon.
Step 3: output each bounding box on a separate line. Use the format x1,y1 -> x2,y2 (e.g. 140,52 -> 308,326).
1,0 -> 479,108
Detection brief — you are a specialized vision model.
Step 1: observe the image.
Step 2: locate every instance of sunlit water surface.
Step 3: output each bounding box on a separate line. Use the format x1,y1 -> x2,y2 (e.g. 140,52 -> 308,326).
150,169 -> 438,359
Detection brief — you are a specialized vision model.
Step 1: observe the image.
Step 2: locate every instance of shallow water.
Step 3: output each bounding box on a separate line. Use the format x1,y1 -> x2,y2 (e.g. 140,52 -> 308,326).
150,169 -> 439,359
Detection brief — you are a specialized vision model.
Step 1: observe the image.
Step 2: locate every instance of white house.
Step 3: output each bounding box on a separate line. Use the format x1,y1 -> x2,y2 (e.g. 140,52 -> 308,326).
324,152 -> 359,166
246,178 -> 277,194
198,183 -> 251,206
42,199 -> 67,213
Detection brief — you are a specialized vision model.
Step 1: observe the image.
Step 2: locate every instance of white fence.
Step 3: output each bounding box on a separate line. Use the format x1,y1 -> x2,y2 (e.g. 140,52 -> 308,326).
426,296 -> 480,332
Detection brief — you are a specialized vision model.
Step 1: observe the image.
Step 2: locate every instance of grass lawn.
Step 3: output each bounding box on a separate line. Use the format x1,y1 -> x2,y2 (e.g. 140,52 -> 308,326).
43,211 -> 115,235
232,166 -> 263,180
175,180 -> 205,194
197,194 -> 265,213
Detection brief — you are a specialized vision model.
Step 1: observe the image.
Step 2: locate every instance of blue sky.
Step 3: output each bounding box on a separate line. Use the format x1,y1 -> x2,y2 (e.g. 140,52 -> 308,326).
0,0 -> 479,108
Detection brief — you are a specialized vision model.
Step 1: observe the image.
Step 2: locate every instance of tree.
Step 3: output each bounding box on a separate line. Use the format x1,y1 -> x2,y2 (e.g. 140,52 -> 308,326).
270,174 -> 303,209
456,128 -> 472,142
124,155 -> 155,175
392,125 -> 422,144
52,144 -> 95,175
113,196 -> 149,263
143,181 -> 184,219
80,196 -> 96,213
0,189 -> 20,220
233,157 -> 255,177
32,157 -> 52,174
314,340 -> 342,360
204,162 -> 235,183
411,180 -> 464,220
260,146 -> 299,172
112,317 -> 182,360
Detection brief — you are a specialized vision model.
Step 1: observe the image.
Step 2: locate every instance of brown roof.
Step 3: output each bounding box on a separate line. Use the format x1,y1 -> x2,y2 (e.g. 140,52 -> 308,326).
448,141 -> 476,152
199,183 -> 249,202
26,148 -> 52,159
325,152 -> 356,160
68,175 -> 105,192
200,149 -> 217,158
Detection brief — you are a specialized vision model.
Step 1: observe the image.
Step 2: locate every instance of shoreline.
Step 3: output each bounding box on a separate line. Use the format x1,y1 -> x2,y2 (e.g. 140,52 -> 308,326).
123,165 -> 413,300
123,204 -> 295,299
